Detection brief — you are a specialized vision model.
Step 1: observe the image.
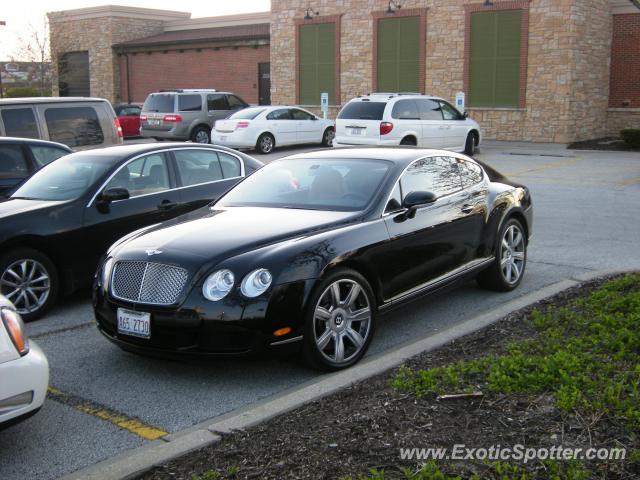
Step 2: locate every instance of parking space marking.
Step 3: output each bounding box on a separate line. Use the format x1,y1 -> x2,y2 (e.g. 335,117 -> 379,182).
47,387 -> 168,441
499,158 -> 578,177
617,176 -> 640,187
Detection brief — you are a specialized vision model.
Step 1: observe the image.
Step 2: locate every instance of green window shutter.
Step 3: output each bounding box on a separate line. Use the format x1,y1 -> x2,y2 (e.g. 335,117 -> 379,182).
377,16 -> 420,93
299,23 -> 336,105
469,10 -> 522,108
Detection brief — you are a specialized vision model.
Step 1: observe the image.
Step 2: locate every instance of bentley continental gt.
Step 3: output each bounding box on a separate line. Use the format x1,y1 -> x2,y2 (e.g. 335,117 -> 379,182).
93,147 -> 532,370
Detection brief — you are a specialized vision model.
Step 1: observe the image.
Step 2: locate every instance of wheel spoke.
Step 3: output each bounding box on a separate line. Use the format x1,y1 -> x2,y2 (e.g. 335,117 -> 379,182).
512,251 -> 525,261
5,289 -> 19,300
345,327 -> 364,348
6,268 -> 22,282
317,328 -> 333,350
505,263 -> 513,282
334,334 -> 345,362
330,283 -> 341,307
508,226 -> 515,246
511,261 -> 521,280
343,283 -> 360,308
513,231 -> 523,248
26,288 -> 40,305
0,279 -> 19,288
29,275 -> 49,285
349,307 -> 370,323
315,306 -> 331,321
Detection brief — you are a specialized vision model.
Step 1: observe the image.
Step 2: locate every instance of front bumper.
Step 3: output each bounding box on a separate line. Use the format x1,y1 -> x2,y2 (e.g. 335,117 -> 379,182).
93,279 -> 314,357
0,341 -> 49,426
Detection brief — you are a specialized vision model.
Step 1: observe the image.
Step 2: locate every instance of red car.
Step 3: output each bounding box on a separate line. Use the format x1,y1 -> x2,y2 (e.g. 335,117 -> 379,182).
114,104 -> 142,138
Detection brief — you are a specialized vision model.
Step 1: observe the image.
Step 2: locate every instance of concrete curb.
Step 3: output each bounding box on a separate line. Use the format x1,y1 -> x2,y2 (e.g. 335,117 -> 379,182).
60,269 -> 634,480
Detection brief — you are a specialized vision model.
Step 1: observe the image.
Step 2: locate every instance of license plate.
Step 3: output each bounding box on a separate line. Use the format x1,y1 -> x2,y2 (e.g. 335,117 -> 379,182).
348,127 -> 364,136
149,120 -> 161,126
219,136 -> 227,141
117,308 -> 150,339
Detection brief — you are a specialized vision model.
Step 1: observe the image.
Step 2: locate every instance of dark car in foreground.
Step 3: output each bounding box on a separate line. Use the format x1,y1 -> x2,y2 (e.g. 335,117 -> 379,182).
0,143 -> 263,320
94,147 -> 533,370
0,137 -> 72,197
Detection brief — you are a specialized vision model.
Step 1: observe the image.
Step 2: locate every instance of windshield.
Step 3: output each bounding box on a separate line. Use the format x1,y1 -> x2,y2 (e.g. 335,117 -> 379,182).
142,93 -> 175,113
11,152 -> 115,201
229,107 -> 266,120
218,158 -> 391,211
337,102 -> 386,120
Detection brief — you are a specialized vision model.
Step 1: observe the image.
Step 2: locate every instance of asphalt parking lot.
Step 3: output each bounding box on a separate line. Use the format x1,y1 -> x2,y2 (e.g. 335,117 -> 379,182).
1,141 -> 639,480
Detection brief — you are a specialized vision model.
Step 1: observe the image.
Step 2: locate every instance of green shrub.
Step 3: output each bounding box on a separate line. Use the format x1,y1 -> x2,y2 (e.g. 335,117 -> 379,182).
4,86 -> 51,98
620,129 -> 640,149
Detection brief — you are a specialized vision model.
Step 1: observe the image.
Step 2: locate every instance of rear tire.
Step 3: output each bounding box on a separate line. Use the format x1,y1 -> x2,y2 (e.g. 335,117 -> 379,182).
303,268 -> 376,371
321,127 -> 334,147
477,218 -> 527,292
191,126 -> 211,144
256,133 -> 275,154
0,248 -> 59,321
400,137 -> 417,146
464,131 -> 477,156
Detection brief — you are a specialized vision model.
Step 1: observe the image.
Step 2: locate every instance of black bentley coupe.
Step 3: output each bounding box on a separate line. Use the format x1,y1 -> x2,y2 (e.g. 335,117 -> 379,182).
0,143 -> 262,320
94,147 -> 532,370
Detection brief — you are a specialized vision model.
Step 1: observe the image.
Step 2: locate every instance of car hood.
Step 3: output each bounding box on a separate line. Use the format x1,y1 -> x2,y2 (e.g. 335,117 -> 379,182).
113,206 -> 358,265
0,198 -> 67,218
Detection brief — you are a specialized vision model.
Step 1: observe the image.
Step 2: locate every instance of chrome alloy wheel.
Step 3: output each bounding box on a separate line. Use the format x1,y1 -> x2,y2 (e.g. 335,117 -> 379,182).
323,128 -> 335,146
313,279 -> 372,364
194,130 -> 210,143
0,259 -> 51,314
500,224 -> 526,284
259,135 -> 273,153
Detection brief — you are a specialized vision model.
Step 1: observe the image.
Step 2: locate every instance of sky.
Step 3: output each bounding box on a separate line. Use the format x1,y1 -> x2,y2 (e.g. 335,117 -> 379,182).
0,0 -> 271,60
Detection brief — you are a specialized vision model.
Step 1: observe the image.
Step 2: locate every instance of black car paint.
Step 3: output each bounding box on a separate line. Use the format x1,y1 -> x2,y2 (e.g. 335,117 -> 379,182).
93,148 -> 533,357
0,143 -> 263,294
0,137 -> 72,196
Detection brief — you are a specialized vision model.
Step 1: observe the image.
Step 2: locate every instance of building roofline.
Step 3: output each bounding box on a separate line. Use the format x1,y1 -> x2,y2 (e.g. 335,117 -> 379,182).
163,11 -> 271,31
47,5 -> 191,22
611,0 -> 640,14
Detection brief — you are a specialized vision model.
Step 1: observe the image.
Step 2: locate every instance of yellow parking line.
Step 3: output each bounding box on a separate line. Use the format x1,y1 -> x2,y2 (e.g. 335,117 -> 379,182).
617,176 -> 640,187
47,387 -> 168,441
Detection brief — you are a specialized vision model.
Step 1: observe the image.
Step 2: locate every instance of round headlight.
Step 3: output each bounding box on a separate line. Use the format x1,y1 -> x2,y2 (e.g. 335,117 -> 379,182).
241,269 -> 272,298
202,269 -> 235,301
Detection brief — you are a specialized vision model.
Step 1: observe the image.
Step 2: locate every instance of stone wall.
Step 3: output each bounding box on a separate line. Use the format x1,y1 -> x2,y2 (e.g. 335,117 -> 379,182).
48,12 -> 166,102
608,109 -> 640,134
270,0 -> 616,143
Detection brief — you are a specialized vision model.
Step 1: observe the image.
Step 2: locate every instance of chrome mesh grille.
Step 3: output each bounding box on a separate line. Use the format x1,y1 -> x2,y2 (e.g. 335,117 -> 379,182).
111,261 -> 188,305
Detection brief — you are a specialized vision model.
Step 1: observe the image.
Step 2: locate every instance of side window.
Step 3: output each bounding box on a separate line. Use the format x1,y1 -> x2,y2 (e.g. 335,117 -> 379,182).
384,182 -> 402,213
400,156 -> 462,199
217,152 -> 241,178
226,95 -> 247,110
290,109 -> 315,120
44,107 -> 104,147
458,159 -> 484,188
417,99 -> 443,120
439,101 -> 463,121
178,95 -> 202,112
391,100 -> 420,120
1,108 -> 40,138
105,153 -> 170,198
0,145 -> 29,179
30,146 -> 70,168
266,109 -> 292,120
207,94 -> 228,111
174,150 -> 224,187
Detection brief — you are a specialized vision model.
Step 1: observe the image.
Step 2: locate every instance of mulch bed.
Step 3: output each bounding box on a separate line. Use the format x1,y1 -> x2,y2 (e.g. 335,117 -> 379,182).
140,278 -> 637,479
567,137 -> 639,152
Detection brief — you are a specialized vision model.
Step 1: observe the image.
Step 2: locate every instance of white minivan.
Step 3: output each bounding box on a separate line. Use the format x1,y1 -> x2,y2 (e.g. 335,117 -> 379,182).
334,93 -> 482,155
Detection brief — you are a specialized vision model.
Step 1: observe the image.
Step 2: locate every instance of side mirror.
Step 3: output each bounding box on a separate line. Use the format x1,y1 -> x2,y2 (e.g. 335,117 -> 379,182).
311,116 -> 318,121
100,187 -> 129,203
402,191 -> 437,219
463,111 -> 469,119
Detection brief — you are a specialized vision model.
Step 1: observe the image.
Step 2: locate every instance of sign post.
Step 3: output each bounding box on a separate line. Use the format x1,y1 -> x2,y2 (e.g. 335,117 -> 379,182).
320,92 -> 329,119
455,91 -> 465,114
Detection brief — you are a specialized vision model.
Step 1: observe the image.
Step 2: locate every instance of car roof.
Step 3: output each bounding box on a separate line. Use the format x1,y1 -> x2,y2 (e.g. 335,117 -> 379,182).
0,97 -> 111,105
0,136 -> 72,150
69,142 -> 247,160
349,93 -> 443,102
281,146 -> 468,166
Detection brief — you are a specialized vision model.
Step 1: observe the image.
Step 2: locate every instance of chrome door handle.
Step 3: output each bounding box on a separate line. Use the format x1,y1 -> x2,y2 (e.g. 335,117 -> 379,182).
461,204 -> 473,214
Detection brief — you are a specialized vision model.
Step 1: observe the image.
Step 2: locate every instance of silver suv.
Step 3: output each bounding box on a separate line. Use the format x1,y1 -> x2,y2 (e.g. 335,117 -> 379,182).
140,89 -> 249,143
334,93 -> 482,155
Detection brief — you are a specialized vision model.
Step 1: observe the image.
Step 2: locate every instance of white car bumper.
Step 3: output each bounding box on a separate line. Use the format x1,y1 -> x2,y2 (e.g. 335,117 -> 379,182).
211,130 -> 257,149
333,137 -> 398,147
0,340 -> 49,426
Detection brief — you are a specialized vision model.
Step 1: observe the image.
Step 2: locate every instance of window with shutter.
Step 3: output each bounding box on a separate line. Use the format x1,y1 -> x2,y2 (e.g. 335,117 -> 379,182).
298,23 -> 336,105
468,9 -> 523,108
377,16 -> 420,93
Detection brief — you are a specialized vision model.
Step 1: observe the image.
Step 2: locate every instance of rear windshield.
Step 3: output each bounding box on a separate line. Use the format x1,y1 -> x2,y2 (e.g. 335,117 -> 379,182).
337,102 -> 386,120
229,108 -> 266,120
142,94 -> 175,113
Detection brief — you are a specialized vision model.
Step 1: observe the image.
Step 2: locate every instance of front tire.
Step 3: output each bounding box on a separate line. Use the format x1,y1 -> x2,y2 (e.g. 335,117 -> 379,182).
464,131 -> 477,156
321,127 -> 334,147
0,248 -> 59,321
303,268 -> 376,371
191,126 -> 211,144
477,218 -> 527,292
256,133 -> 275,154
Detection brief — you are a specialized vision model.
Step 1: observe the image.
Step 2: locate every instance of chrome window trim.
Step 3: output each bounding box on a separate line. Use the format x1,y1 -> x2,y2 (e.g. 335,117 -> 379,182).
86,146 -> 245,208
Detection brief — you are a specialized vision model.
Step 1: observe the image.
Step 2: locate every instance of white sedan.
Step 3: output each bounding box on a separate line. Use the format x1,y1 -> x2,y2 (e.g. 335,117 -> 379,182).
212,106 -> 335,154
0,295 -> 48,428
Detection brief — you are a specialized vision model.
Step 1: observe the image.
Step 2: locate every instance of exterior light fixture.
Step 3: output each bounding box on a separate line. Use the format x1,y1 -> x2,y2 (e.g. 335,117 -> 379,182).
483,0 -> 494,5
386,0 -> 402,14
304,7 -> 319,20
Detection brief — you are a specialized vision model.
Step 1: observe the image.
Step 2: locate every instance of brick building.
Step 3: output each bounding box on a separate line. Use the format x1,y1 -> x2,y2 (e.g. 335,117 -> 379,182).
48,1 -> 640,142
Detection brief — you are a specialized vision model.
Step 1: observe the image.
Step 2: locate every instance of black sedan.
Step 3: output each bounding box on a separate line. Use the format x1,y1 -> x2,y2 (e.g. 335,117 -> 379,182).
0,143 -> 263,320
93,147 -> 532,370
